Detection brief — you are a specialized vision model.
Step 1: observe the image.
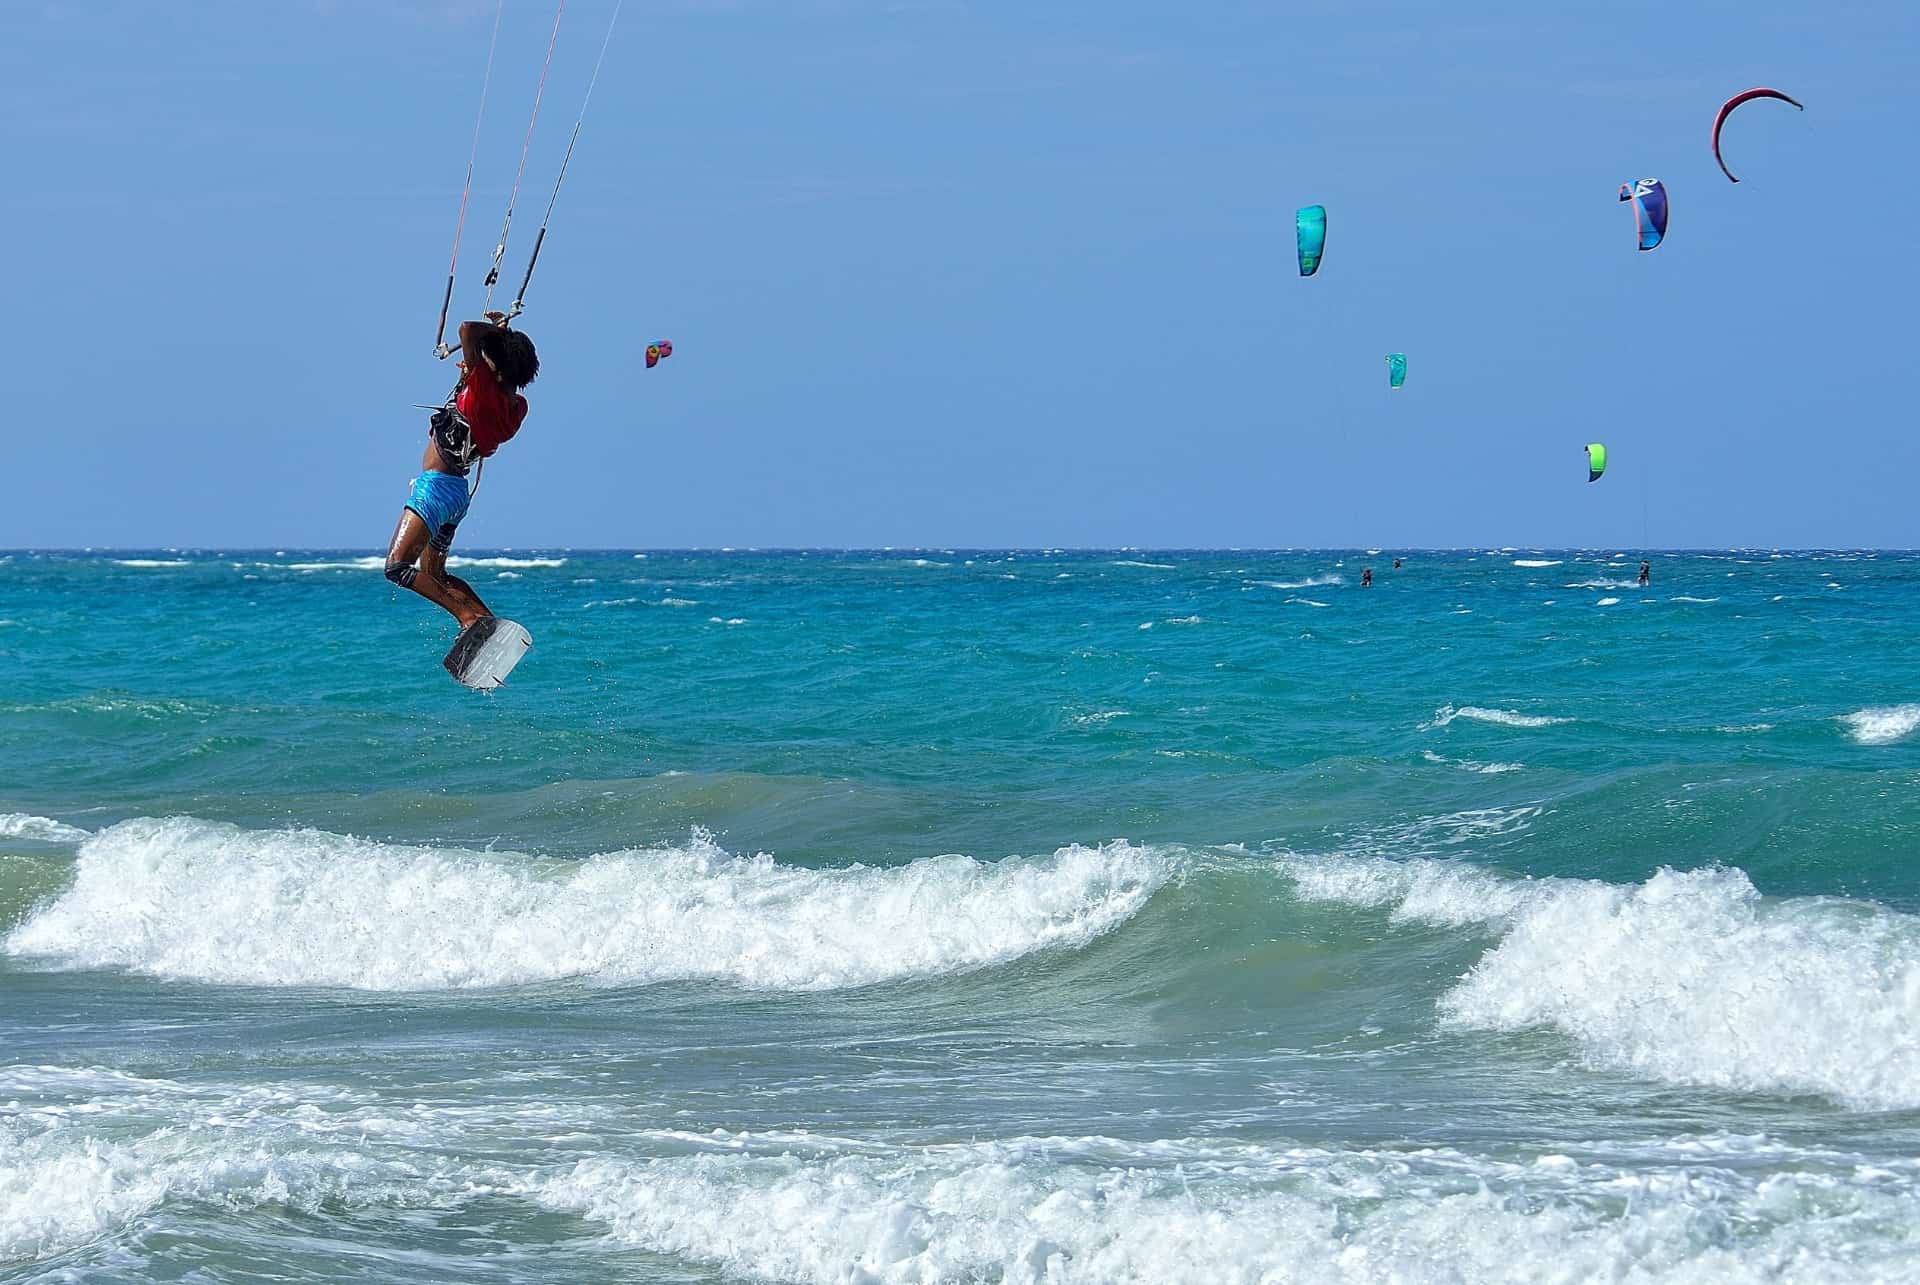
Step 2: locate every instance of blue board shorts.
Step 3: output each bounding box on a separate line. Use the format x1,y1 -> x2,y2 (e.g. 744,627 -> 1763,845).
404,471 -> 471,552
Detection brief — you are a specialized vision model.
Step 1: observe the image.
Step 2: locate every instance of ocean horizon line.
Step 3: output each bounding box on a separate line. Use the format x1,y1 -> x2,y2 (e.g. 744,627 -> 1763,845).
4,546 -> 1915,557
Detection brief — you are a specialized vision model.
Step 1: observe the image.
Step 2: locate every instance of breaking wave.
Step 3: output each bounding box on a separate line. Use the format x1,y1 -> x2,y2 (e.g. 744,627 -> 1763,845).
3,819 -> 1171,992
1286,854 -> 1920,1111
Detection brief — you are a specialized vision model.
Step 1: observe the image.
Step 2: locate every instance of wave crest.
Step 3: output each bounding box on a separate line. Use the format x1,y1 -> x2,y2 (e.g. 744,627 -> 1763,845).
2,819 -> 1171,992
1289,855 -> 1920,1111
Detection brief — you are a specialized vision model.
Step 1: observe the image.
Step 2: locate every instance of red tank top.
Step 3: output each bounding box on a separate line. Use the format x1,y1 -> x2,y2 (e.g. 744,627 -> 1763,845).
456,366 -> 528,458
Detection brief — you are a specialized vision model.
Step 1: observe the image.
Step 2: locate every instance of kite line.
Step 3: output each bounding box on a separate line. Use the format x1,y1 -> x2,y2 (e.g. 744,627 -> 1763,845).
435,0 -> 625,357
433,0 -> 506,356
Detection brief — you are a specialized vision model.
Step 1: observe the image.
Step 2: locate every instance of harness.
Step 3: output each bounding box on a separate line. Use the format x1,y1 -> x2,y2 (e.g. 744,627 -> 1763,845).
426,390 -> 489,504
429,396 -> 479,477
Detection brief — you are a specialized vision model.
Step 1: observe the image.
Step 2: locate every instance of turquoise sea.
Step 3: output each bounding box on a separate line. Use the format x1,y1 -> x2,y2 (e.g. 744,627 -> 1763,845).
4,549 -> 1920,1282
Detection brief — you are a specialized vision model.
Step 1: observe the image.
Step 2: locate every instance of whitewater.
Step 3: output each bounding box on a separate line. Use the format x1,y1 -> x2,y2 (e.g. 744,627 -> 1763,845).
5,549 -> 1920,1283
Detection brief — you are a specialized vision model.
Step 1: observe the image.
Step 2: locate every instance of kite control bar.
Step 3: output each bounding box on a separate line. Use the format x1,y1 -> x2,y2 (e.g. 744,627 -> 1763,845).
434,311 -> 517,361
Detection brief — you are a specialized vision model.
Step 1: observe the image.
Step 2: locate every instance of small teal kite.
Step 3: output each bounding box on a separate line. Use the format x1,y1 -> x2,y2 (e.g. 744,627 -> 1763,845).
1296,205 -> 1326,276
1385,353 -> 1406,389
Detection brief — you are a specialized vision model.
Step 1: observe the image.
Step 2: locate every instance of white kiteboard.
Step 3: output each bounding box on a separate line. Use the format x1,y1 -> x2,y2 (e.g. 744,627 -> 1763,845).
443,617 -> 532,690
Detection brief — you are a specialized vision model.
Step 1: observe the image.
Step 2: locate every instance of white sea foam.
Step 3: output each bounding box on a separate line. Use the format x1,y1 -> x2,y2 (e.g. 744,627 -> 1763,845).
1421,704 -> 1570,730
1840,705 -> 1920,745
112,559 -> 190,568
9,1071 -> 1913,1280
1110,560 -> 1174,569
0,1065 -> 523,1263
0,814 -> 89,843
1324,804 -> 1545,863
275,555 -> 564,572
3,820 -> 1171,992
446,556 -> 566,568
1286,597 -> 1331,608
282,557 -> 385,572
1164,615 -> 1203,625
1420,751 -> 1523,775
1511,559 -> 1562,568
1286,852 -> 1546,926
1253,574 -> 1343,590
1287,855 -> 1920,1110
1595,596 -> 1621,606
1567,578 -> 1636,589
0,1103 -> 490,1263
1070,709 -> 1130,726
523,1130 -> 1920,1285
1671,596 -> 1720,604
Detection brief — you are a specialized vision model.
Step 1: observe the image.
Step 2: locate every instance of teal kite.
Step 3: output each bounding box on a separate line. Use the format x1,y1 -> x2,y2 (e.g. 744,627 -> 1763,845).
1296,205 -> 1326,277
1385,353 -> 1406,389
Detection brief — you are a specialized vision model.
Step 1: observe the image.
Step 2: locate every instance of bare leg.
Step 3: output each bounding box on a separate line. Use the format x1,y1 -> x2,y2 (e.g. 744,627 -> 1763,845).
385,510 -> 491,628
419,543 -> 492,628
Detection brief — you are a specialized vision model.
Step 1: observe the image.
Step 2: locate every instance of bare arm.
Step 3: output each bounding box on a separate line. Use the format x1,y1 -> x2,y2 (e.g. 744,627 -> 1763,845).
458,311 -> 515,369
456,319 -> 488,371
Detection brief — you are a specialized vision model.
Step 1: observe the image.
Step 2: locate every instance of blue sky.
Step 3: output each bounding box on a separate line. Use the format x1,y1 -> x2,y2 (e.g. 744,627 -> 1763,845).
2,0 -> 1914,549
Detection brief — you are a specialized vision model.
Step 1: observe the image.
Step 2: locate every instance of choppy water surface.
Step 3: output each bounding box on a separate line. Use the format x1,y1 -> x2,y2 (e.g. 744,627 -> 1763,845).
4,550 -> 1920,1282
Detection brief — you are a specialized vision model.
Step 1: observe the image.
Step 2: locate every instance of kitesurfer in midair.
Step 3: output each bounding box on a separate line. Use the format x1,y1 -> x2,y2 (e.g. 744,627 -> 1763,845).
384,315 -> 538,627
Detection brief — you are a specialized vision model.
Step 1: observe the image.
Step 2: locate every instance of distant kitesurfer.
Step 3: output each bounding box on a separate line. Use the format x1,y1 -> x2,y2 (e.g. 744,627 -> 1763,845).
1361,568 -> 1373,587
1392,558 -> 1403,570
385,315 -> 538,627
1638,560 -> 1651,586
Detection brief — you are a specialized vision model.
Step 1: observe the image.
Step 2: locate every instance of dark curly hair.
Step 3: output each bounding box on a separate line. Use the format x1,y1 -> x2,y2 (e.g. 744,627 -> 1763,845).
478,327 -> 539,390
